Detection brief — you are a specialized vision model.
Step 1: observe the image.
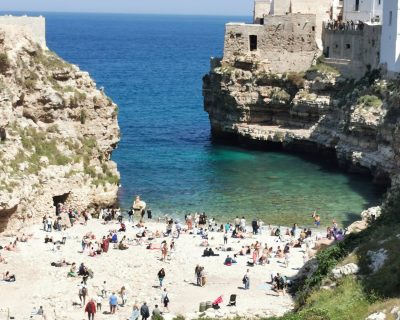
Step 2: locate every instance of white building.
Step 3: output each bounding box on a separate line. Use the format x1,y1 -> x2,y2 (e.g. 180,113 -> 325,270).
343,0 -> 383,22
380,0 -> 400,73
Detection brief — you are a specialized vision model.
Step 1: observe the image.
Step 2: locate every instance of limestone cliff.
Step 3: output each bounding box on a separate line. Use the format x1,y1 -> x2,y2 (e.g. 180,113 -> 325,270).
203,55 -> 400,187
0,20 -> 120,233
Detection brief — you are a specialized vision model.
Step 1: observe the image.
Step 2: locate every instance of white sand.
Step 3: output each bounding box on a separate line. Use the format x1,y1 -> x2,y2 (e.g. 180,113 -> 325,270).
0,218 -> 312,320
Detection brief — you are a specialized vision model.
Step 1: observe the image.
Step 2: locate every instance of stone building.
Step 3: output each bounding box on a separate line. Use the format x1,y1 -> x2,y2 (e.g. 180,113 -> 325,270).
322,22 -> 381,78
253,0 -> 271,24
223,14 -> 318,73
380,0 -> 400,73
343,0 -> 383,23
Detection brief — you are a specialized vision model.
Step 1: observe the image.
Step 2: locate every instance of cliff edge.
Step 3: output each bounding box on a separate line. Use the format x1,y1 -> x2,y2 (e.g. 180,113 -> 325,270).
0,17 -> 120,233
203,55 -> 400,187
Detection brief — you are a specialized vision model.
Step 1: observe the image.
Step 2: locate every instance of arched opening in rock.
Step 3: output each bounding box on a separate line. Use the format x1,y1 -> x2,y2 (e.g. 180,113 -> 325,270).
0,205 -> 18,233
53,192 -> 70,215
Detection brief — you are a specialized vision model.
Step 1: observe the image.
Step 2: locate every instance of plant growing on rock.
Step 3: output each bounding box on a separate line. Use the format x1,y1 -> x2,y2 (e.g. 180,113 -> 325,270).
0,52 -> 10,74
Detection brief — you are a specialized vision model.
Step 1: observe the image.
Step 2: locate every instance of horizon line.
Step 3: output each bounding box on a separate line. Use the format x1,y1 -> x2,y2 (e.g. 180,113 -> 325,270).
0,10 -> 252,18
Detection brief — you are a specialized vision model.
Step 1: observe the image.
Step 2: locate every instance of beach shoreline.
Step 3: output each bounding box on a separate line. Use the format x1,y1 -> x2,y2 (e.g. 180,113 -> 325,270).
0,214 -> 322,320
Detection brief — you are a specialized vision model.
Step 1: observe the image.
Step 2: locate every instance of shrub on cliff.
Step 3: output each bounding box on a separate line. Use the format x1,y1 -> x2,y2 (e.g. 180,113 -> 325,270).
357,95 -> 382,108
0,52 -> 10,74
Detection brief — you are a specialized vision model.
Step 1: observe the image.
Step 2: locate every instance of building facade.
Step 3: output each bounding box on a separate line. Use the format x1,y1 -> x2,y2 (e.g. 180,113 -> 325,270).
380,0 -> 400,73
343,0 -> 383,22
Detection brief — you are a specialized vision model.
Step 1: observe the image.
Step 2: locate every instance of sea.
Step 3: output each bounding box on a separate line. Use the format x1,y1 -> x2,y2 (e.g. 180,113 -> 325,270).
20,13 -> 382,226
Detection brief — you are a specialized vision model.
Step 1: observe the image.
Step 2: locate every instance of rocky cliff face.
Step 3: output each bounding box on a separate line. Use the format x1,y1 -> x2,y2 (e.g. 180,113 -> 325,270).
203,55 -> 400,187
0,24 -> 120,233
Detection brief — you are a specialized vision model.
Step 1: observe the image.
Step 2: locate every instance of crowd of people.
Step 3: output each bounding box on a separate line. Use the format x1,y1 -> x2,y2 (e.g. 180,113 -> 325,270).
0,193 -> 346,319
324,19 -> 365,31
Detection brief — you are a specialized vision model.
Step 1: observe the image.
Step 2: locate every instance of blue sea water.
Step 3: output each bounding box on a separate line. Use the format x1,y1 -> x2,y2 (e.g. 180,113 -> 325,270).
22,13 -> 381,226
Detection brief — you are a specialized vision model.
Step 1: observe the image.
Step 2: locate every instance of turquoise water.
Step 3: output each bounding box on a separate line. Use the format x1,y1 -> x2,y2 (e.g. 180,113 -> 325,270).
25,13 -> 382,226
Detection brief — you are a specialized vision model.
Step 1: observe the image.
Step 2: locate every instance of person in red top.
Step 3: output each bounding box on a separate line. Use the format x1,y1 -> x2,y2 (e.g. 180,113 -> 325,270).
85,299 -> 96,320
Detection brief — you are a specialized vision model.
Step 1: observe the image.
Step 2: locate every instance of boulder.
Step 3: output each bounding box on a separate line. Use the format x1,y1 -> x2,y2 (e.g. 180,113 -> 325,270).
331,263 -> 359,279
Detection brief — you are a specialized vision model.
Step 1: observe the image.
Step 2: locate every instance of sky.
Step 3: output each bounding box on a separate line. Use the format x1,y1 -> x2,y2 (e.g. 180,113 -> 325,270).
0,0 -> 253,16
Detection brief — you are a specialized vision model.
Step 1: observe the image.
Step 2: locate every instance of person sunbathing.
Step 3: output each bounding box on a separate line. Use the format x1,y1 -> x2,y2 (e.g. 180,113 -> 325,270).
4,241 -> 17,251
119,237 -> 129,250
3,271 -> 16,282
0,253 -> 7,264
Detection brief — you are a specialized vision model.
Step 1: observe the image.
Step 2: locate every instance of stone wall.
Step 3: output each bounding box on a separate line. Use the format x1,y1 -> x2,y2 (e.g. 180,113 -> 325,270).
253,0 -> 271,24
322,23 -> 381,78
223,14 -> 319,73
0,15 -> 46,48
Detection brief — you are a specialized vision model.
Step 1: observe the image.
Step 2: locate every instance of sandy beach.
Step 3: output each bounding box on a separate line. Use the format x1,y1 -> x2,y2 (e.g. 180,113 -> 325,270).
0,215 -> 315,320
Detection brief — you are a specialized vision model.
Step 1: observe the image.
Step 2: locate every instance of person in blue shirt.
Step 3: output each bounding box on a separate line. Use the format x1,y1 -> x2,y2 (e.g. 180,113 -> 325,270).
109,292 -> 118,314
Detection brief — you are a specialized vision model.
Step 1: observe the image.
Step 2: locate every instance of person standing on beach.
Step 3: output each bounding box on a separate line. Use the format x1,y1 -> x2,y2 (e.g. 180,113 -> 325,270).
234,216 -> 240,230
109,292 -> 118,314
158,268 -> 166,288
160,242 -> 168,261
78,281 -> 88,306
140,302 -> 150,320
243,269 -> 250,290
195,265 -> 201,286
85,298 -> 96,320
161,288 -> 169,313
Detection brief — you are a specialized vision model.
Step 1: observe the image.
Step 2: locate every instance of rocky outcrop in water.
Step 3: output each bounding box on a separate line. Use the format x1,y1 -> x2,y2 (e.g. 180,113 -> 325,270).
0,20 -> 120,233
203,56 -> 400,187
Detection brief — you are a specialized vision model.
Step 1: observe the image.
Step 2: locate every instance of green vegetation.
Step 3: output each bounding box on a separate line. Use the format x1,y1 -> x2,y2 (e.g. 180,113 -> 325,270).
265,186 -> 400,320
308,57 -> 340,76
271,89 -> 291,103
286,72 -> 305,89
357,95 -> 382,108
32,47 -> 71,70
0,52 -> 10,74
70,90 -> 87,108
80,109 -> 87,124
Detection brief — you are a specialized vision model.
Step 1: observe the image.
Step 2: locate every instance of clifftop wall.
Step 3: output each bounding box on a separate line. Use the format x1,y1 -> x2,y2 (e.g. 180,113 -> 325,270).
0,16 -> 46,49
0,17 -> 120,233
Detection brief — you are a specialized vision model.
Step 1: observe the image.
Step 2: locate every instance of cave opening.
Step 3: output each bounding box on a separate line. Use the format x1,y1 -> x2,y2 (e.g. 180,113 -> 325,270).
0,205 -> 18,233
53,192 -> 70,215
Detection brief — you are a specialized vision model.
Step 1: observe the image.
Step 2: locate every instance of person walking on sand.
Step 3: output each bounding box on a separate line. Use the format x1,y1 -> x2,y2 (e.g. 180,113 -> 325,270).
158,268 -> 166,288
78,282 -> 88,306
161,288 -> 169,313
120,286 -> 127,306
140,302 -> 150,320
161,241 -> 168,261
243,269 -> 250,290
152,304 -> 162,320
85,298 -> 96,320
109,292 -> 118,314
96,295 -> 102,312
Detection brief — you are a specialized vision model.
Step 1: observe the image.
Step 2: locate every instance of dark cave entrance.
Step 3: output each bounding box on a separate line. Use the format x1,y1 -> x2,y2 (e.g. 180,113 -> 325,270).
0,205 -> 18,233
53,192 -> 70,215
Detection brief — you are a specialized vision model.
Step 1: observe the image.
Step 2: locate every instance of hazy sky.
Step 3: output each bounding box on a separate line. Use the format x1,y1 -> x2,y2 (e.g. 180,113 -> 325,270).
0,0 -> 253,16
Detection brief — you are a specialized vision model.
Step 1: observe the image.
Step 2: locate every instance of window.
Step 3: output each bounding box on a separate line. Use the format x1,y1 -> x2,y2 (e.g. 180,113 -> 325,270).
312,26 -> 315,31
260,18 -> 264,25
389,11 -> 393,26
355,0 -> 360,11
346,44 -> 351,49
249,35 -> 257,51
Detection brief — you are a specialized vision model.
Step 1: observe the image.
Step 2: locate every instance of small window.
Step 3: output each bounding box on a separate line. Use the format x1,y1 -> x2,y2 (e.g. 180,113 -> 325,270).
235,33 -> 242,38
355,0 -> 360,11
346,44 -> 351,49
249,35 -> 257,51
389,11 -> 393,26
312,26 -> 315,31
260,18 -> 264,25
